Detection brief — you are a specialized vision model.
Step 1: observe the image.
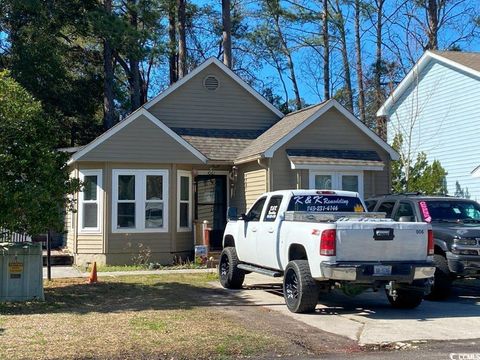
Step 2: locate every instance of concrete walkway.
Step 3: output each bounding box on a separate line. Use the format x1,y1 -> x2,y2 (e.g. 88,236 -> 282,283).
219,273 -> 480,345
42,266 -> 216,279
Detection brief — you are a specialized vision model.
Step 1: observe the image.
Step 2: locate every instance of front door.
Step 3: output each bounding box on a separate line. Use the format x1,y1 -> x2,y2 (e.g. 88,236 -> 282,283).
195,175 -> 227,249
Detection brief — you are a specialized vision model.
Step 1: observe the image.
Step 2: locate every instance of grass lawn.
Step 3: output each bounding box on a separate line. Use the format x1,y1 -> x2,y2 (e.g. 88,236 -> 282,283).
0,273 -> 284,360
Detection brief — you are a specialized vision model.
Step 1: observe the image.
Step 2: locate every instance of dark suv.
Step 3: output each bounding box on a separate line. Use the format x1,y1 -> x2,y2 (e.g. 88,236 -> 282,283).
366,194 -> 480,299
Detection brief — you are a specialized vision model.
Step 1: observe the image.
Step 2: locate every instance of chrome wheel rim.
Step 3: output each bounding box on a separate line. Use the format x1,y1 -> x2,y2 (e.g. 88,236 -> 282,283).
285,268 -> 299,305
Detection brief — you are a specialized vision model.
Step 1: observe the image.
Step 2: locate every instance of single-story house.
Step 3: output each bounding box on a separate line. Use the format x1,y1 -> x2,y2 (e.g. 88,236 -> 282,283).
65,57 -> 399,266
378,50 -> 480,200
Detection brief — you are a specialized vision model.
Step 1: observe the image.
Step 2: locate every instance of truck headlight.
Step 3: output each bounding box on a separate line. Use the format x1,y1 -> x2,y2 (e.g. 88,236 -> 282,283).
453,238 -> 477,246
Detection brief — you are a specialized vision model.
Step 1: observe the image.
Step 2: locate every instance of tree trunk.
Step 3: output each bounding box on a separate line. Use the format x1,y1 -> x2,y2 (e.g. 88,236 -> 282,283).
335,0 -> 353,111
222,0 -> 232,68
426,0 -> 438,50
168,0 -> 177,84
177,0 -> 187,78
323,0 -> 330,101
374,0 -> 386,139
103,0 -> 115,129
354,0 -> 366,123
128,0 -> 142,110
272,13 -> 301,110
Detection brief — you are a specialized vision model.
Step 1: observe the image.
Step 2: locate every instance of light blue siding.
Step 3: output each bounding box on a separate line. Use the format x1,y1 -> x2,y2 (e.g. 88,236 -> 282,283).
387,59 -> 480,201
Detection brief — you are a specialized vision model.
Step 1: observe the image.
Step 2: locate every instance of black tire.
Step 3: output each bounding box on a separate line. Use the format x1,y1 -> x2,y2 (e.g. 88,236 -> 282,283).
386,288 -> 424,309
218,247 -> 245,289
425,254 -> 452,300
283,260 -> 319,313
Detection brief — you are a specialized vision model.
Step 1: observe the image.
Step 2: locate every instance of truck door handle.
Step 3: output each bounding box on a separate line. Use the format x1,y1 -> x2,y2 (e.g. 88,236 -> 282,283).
267,228 -> 274,233
251,227 -> 257,232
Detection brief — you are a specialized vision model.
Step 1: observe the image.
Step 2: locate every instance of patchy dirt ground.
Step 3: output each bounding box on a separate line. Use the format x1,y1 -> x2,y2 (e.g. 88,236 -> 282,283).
0,273 -> 360,360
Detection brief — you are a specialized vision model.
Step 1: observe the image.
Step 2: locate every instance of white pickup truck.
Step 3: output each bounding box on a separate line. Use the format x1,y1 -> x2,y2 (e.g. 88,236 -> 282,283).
219,190 -> 436,313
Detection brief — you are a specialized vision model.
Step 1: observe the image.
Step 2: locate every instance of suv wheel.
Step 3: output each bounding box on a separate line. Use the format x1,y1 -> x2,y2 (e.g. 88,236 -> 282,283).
425,254 -> 453,300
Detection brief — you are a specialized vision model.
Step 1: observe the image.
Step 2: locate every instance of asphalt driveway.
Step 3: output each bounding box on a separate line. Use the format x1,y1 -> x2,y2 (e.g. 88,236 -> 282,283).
219,273 -> 480,345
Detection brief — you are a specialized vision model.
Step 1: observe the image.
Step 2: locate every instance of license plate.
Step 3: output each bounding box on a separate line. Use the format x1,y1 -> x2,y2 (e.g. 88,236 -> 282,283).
374,265 -> 392,276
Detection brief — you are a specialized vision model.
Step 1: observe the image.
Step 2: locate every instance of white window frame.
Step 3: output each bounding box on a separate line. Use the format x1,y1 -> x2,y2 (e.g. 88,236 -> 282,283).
309,170 -> 364,198
78,169 -> 103,234
112,169 -> 169,233
177,170 -> 193,232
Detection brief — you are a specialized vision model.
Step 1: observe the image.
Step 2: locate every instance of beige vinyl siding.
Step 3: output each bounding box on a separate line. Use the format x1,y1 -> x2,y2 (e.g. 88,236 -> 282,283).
230,162 -> 264,213
270,107 -> 391,196
79,115 -> 203,164
244,169 -> 267,209
148,64 -> 280,130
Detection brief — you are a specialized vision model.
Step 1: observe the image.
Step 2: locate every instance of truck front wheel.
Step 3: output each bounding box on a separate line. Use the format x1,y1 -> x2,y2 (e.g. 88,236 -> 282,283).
283,260 -> 319,313
218,247 -> 245,289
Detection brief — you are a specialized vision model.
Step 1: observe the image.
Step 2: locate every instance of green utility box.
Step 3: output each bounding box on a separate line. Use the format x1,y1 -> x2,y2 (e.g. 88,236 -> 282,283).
0,242 -> 44,302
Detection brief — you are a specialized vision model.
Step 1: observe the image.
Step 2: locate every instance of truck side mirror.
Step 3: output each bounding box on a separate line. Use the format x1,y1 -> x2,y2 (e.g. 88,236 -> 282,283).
398,216 -> 414,222
227,207 -> 238,220
240,213 -> 249,221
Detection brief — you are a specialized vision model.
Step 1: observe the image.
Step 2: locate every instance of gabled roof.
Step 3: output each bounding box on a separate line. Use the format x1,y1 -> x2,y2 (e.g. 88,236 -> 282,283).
377,50 -> 480,116
144,57 -> 284,118
68,108 -> 208,165
236,99 -> 399,163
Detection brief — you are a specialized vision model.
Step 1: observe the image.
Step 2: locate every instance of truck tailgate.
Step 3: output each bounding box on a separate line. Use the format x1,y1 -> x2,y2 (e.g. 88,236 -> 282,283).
335,219 -> 429,262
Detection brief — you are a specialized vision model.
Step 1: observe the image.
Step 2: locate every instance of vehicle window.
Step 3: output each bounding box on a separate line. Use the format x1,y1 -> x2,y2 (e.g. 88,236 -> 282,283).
264,196 -> 283,222
377,201 -> 396,218
394,202 -> 415,221
365,200 -> 377,212
247,197 -> 267,222
421,200 -> 480,223
287,194 -> 365,212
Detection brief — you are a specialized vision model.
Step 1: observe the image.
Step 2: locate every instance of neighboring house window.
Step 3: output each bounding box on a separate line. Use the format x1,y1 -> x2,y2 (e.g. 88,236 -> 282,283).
177,170 -> 192,231
78,170 -> 102,233
309,171 -> 364,197
112,169 -> 169,233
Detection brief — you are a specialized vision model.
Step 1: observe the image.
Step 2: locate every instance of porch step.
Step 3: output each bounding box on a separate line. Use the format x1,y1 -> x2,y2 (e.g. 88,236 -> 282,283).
42,249 -> 74,266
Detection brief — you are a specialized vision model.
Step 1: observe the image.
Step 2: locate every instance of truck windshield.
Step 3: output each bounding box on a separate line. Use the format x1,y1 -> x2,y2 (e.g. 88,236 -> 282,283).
420,200 -> 480,223
287,194 -> 365,212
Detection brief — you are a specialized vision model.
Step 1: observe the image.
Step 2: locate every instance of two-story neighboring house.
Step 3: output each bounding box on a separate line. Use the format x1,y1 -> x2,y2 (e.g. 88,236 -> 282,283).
66,57 -> 398,266
378,50 -> 480,200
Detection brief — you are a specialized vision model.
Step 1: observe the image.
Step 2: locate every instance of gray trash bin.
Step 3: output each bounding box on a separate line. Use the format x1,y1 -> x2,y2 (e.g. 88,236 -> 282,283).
0,242 -> 44,302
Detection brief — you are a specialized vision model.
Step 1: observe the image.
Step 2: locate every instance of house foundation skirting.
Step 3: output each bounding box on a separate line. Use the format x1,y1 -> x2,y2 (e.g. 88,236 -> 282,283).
74,251 -> 193,267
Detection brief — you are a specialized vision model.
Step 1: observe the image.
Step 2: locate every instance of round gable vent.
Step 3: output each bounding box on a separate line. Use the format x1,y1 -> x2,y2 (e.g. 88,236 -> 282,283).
203,75 -> 220,91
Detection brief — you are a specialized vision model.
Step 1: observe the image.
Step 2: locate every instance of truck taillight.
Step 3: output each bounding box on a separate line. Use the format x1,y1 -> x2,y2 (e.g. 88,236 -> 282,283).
427,229 -> 434,256
320,229 -> 336,256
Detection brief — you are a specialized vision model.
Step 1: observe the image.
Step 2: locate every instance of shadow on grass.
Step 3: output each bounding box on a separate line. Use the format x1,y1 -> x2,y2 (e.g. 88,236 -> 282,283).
0,280 -> 259,316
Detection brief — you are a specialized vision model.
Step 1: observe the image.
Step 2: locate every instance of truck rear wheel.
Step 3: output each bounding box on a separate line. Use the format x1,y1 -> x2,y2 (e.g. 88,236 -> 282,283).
218,247 -> 245,289
283,260 -> 319,313
425,254 -> 452,300
386,288 -> 423,309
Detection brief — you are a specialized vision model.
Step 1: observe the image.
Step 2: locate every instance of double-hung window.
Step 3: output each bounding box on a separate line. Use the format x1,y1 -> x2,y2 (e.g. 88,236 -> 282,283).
78,170 -> 103,233
112,170 -> 169,232
177,170 -> 192,231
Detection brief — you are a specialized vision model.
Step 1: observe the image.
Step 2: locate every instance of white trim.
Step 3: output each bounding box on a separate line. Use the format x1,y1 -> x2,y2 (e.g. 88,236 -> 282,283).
112,169 -> 169,233
292,163 -> 384,171
472,166 -> 480,178
144,57 -> 284,118
177,170 -> 193,232
263,99 -> 399,161
68,108 -> 207,165
308,170 -> 364,198
377,50 -> 480,117
78,169 -> 103,234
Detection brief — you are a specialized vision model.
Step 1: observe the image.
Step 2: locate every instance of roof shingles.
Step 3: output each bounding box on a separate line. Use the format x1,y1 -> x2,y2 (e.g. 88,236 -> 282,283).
236,101 -> 329,161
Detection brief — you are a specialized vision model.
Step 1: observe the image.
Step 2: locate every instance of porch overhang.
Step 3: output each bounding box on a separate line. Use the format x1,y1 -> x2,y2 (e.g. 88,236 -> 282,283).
287,149 -> 385,171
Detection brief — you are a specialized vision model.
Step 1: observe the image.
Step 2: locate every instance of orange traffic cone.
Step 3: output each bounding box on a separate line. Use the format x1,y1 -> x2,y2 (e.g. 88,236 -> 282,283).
88,261 -> 98,284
